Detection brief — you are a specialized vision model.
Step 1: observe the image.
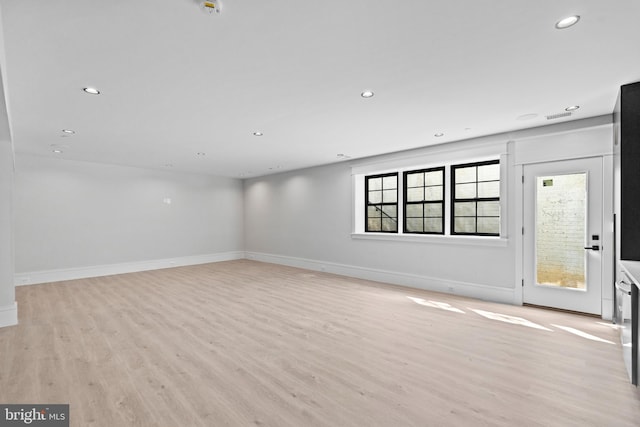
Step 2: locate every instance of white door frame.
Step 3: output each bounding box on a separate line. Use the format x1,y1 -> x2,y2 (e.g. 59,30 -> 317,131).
514,154 -> 615,319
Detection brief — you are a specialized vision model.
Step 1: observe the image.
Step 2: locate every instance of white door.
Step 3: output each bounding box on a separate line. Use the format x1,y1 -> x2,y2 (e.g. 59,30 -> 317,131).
523,157 -> 603,315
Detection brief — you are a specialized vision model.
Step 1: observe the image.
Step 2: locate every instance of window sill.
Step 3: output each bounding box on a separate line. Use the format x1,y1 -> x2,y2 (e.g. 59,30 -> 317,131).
351,232 -> 509,247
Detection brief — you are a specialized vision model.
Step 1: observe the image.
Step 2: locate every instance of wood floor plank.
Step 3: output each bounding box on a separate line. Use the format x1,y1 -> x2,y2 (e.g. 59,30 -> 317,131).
1,259 -> 639,426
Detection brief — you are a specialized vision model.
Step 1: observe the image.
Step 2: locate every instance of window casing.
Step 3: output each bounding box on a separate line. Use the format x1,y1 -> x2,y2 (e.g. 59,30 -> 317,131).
403,167 -> 445,234
451,160 -> 500,236
365,173 -> 398,233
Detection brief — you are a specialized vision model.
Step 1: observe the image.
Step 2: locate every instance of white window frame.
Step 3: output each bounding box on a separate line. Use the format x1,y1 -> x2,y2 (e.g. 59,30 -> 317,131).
351,141 -> 509,247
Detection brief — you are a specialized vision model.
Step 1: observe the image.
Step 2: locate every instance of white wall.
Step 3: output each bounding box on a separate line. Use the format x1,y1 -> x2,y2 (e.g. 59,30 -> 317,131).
0,2 -> 17,327
13,154 -> 244,284
244,143 -> 518,303
244,116 -> 614,308
0,138 -> 15,327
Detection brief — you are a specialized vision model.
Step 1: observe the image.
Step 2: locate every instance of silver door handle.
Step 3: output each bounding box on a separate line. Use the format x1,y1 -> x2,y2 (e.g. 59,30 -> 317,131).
584,245 -> 600,251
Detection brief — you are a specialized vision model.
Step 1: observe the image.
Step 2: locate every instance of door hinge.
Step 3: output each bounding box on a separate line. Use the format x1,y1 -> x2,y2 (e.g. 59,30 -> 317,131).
522,227 -> 524,235
522,175 -> 524,184
522,279 -> 524,287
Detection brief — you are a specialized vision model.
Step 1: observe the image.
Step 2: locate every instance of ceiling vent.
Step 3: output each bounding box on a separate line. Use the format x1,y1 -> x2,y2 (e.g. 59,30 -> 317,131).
546,111 -> 572,120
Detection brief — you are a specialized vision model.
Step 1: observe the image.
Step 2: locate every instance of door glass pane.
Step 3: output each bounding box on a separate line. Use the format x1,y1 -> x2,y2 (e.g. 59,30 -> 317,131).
536,173 -> 586,290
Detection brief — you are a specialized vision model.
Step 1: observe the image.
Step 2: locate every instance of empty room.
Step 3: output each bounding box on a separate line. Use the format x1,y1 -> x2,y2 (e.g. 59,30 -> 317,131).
1,1 -> 640,426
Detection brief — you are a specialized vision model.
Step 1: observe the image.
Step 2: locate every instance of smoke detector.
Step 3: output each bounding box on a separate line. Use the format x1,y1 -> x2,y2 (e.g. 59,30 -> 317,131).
200,1 -> 222,14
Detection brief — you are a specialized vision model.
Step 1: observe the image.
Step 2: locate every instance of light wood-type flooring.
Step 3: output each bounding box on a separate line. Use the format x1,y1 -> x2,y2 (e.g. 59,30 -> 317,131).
1,260 -> 639,426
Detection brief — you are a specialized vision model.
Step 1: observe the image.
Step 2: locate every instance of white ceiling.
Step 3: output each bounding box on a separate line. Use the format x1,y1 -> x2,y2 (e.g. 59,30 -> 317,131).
2,0 -> 640,178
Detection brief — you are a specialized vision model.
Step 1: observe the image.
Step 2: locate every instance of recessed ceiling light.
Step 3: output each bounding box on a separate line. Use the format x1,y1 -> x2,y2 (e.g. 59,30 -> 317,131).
555,15 -> 580,29
253,131 -> 263,136
83,87 -> 100,95
197,152 -> 206,156
52,149 -> 63,154
361,90 -> 374,98
565,105 -> 580,111
61,129 -> 75,134
434,132 -> 444,137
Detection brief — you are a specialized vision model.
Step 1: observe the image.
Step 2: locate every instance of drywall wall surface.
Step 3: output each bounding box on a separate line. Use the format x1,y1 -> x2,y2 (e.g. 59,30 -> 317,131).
0,138 -> 14,311
243,118 -> 613,302
0,5 -> 17,324
14,154 -> 244,273
244,161 -> 516,294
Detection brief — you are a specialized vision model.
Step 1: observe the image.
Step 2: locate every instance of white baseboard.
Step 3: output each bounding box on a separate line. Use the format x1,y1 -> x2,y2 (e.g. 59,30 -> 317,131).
0,302 -> 18,328
246,252 -> 516,304
14,251 -> 245,286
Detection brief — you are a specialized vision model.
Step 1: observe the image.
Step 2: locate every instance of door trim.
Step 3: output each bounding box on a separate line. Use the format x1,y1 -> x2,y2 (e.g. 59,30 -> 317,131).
515,155 -> 615,320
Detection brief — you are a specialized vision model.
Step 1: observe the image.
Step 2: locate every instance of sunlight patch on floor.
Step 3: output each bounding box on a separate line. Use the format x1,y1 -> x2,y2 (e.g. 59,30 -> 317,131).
406,297 -> 466,313
552,324 -> 615,344
470,309 -> 552,331
406,296 -> 619,344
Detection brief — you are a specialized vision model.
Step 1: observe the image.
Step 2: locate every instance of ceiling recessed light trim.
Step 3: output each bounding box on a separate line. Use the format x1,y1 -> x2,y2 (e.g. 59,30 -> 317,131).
253,131 -> 263,136
434,132 -> 444,137
565,105 -> 580,111
197,152 -> 206,156
361,90 -> 374,98
52,149 -> 63,154
61,129 -> 75,134
83,87 -> 101,95
555,15 -> 580,29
